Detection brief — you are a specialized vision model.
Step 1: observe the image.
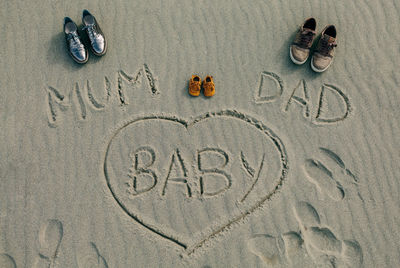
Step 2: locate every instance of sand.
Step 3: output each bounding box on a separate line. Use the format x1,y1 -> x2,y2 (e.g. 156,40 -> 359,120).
0,0 -> 399,267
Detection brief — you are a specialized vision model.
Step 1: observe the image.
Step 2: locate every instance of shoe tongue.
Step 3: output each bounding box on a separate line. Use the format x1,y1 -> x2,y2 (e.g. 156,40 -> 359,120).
322,34 -> 335,43
65,22 -> 77,33
302,28 -> 316,35
85,21 -> 95,27
83,15 -> 95,26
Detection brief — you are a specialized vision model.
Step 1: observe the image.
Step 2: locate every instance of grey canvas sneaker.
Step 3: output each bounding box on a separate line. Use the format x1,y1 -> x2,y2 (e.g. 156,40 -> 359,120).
64,17 -> 88,64
311,25 -> 337,72
290,18 -> 317,65
82,10 -> 107,56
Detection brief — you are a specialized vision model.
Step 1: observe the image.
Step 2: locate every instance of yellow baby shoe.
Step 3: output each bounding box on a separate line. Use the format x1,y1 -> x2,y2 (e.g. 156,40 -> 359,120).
189,75 -> 201,96
202,75 -> 215,97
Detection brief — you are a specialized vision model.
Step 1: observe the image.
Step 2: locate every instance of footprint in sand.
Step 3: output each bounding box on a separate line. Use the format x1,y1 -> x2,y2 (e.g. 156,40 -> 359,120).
247,231 -> 314,267
303,147 -> 359,201
247,234 -> 283,266
247,202 -> 363,267
294,202 -> 363,268
77,242 -> 108,268
0,253 -> 16,268
33,219 -> 64,268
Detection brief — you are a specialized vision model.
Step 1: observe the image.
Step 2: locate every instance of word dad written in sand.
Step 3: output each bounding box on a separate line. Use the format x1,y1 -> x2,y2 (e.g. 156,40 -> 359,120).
104,111 -> 288,254
254,71 -> 352,124
45,64 -> 159,127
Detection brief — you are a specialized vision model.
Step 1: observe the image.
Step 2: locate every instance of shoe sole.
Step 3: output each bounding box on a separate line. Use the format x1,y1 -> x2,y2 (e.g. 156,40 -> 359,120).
289,47 -> 308,65
310,57 -> 333,73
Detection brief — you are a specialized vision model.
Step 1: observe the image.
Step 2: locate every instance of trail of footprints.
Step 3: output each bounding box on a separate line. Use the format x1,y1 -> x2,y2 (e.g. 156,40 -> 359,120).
1,219 -> 108,267
248,202 -> 363,267
303,147 -> 359,201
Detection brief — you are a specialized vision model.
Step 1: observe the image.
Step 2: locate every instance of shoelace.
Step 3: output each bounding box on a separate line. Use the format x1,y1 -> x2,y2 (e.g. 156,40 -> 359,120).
83,25 -> 100,44
298,29 -> 315,47
67,32 -> 84,50
318,37 -> 337,56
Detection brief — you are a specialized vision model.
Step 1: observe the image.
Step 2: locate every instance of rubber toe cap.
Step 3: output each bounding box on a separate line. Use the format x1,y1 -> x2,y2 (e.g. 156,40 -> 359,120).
290,45 -> 309,64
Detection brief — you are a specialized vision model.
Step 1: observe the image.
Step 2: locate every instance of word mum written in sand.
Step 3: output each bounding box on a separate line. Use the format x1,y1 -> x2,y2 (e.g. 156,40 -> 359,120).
45,64 -> 158,127
255,71 -> 352,124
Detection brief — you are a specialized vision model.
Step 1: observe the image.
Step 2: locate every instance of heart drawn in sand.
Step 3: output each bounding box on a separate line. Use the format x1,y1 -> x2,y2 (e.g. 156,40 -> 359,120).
104,110 -> 288,254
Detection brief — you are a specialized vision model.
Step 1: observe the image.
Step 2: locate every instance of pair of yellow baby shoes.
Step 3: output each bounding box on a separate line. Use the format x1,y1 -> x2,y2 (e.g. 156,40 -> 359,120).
189,75 -> 215,97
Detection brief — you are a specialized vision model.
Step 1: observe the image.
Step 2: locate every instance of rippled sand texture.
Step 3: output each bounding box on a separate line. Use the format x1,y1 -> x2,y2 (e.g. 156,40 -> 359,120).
0,0 -> 399,267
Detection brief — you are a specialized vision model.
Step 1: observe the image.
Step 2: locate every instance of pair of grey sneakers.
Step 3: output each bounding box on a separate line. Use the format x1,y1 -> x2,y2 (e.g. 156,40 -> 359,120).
290,18 -> 337,72
64,10 -> 107,64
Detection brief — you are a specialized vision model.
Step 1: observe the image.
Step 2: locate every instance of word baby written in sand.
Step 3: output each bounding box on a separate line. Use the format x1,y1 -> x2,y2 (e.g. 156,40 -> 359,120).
45,64 -> 159,127
104,111 -> 288,252
254,71 -> 351,124
127,146 -> 265,199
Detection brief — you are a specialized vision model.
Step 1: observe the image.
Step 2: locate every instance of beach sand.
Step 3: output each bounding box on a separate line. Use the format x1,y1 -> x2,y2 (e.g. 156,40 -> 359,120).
0,0 -> 399,267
